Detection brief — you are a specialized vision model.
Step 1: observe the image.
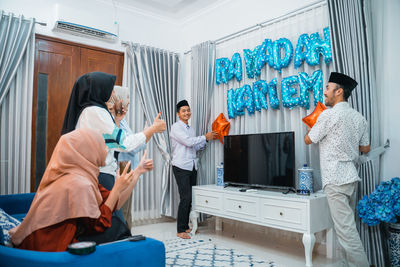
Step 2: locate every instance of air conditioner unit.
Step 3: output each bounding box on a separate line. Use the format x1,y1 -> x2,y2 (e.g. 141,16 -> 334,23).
53,20 -> 118,41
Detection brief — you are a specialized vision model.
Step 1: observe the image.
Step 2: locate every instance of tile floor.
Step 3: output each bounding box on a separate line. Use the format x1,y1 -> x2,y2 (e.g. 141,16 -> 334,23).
132,217 -> 343,267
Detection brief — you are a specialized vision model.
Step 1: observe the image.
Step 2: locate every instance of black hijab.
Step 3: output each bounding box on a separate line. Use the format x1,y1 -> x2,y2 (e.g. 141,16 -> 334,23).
61,72 -> 116,135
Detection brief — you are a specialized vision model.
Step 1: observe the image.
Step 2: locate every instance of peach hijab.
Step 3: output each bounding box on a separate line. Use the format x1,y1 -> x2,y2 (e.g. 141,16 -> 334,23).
10,128 -> 108,246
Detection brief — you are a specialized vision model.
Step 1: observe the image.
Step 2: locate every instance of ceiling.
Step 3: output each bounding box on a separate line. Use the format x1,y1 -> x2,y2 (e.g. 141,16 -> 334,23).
114,0 -> 228,22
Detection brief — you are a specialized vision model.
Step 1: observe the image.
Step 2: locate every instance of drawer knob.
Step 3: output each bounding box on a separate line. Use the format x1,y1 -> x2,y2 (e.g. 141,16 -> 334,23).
238,205 -> 242,209
205,200 -> 208,203
280,212 -> 283,216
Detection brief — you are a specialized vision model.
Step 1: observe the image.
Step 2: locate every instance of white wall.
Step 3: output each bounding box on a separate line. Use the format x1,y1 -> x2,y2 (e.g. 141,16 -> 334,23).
371,0 -> 400,181
1,0 -> 180,52
179,0 -> 317,52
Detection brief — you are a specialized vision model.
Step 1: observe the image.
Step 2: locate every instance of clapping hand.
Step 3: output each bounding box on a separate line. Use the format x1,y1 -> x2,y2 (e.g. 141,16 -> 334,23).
114,161 -> 134,193
136,150 -> 153,175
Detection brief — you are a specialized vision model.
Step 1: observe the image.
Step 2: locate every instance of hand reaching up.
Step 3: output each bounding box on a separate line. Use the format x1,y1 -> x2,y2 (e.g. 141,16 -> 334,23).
152,112 -> 166,133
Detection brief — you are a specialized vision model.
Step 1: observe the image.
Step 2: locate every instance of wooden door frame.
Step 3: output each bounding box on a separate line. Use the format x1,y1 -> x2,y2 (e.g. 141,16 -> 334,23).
35,34 -> 125,55
31,34 -> 124,192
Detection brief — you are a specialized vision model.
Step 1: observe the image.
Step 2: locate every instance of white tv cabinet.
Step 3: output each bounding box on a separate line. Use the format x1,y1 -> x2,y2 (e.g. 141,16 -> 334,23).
190,185 -> 333,267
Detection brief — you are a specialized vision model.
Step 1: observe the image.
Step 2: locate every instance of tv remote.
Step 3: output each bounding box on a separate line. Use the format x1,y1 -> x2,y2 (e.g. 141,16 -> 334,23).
128,235 -> 146,242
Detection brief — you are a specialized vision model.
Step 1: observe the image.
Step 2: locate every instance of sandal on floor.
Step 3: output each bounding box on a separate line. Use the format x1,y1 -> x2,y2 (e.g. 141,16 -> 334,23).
177,232 -> 191,239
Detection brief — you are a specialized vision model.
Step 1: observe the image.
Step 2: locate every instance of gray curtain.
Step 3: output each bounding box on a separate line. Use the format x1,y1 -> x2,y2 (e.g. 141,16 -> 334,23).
328,0 -> 385,266
125,42 -> 180,218
0,11 -> 35,194
190,41 -> 216,186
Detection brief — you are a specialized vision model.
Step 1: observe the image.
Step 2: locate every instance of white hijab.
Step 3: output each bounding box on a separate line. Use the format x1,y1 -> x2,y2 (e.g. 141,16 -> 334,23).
110,85 -> 129,107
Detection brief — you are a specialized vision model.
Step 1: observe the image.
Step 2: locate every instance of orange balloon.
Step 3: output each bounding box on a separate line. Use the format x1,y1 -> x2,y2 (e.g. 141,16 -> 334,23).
302,102 -> 327,128
212,113 -> 230,144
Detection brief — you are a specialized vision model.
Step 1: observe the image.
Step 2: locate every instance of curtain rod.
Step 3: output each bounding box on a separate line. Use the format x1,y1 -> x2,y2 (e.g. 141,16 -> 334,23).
2,12 -> 46,26
120,40 -> 180,56
183,0 -> 327,55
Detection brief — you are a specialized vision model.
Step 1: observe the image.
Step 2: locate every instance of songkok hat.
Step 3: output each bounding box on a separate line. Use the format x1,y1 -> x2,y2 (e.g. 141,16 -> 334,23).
176,100 -> 189,112
328,72 -> 358,92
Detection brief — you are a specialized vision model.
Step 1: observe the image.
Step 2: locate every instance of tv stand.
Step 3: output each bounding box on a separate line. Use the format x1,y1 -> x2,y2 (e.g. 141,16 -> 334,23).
190,185 -> 333,267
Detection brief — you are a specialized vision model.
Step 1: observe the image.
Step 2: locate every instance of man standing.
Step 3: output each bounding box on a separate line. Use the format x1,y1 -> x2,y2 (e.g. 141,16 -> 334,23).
170,100 -> 218,239
304,72 -> 370,267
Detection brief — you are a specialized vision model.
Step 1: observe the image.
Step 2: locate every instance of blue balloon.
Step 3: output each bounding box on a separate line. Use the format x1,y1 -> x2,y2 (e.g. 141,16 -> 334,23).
272,38 -> 293,72
215,58 -> 230,85
228,52 -> 243,82
299,70 -> 323,109
235,87 -> 246,115
253,79 -> 280,111
227,88 -> 236,119
256,39 -> 273,76
294,34 -> 310,69
267,78 -> 280,109
253,80 -> 268,111
281,75 -> 300,109
228,87 -> 247,118
243,46 -> 260,79
242,84 -> 255,115
306,27 -> 332,66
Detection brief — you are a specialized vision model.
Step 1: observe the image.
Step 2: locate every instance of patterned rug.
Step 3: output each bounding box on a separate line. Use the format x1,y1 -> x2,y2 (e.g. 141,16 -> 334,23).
164,237 -> 276,267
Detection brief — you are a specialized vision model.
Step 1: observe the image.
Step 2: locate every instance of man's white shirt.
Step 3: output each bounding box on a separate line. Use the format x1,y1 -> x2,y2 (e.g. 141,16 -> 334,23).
308,101 -> 369,188
170,120 -> 206,171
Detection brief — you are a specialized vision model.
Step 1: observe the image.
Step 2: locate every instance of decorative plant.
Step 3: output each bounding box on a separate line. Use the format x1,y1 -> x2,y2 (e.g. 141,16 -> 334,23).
357,177 -> 400,226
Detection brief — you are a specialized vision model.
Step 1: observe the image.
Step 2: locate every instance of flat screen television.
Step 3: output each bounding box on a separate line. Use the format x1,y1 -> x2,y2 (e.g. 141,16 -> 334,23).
223,132 -> 295,189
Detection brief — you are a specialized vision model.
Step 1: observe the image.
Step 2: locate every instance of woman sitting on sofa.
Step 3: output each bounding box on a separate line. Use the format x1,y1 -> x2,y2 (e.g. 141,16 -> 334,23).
9,128 -> 153,252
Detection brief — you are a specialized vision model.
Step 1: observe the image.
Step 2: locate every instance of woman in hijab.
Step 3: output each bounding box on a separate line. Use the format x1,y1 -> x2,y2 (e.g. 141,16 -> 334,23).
107,85 -> 146,229
61,72 -> 166,191
9,128 -> 153,251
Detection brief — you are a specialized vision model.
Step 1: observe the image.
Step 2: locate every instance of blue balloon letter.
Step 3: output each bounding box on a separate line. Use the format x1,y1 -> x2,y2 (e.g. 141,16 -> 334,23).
306,27 -> 332,66
267,78 -> 280,109
273,38 -> 293,72
216,58 -> 230,85
253,80 -> 268,111
299,70 -> 323,109
243,46 -> 260,79
243,84 -> 255,115
281,75 -> 300,109
256,39 -> 274,76
294,34 -> 310,69
228,53 -> 243,82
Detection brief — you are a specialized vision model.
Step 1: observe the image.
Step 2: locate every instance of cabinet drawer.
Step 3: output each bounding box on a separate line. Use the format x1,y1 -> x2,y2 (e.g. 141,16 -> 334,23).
224,195 -> 259,220
260,199 -> 307,231
194,190 -> 222,212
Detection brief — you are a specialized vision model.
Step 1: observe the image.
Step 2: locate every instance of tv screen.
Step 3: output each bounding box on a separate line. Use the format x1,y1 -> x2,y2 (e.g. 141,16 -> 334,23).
223,132 -> 295,189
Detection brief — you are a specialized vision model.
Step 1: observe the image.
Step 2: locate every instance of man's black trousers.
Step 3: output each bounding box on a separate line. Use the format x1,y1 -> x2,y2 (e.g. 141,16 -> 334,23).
172,165 -> 197,233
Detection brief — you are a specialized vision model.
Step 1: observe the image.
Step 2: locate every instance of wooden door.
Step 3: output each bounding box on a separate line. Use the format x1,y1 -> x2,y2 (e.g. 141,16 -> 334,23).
81,48 -> 124,85
31,35 -> 124,191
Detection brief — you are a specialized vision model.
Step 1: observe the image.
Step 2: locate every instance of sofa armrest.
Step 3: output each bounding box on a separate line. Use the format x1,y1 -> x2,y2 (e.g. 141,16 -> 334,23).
0,237 -> 165,267
0,193 -> 35,215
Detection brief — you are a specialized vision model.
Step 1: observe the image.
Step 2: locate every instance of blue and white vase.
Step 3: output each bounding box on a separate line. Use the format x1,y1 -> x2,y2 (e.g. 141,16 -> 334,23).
216,162 -> 224,186
388,223 -> 400,267
298,164 -> 313,193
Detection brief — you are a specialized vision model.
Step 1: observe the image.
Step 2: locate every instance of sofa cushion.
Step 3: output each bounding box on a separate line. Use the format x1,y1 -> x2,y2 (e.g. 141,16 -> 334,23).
0,208 -> 21,246
12,213 -> 26,222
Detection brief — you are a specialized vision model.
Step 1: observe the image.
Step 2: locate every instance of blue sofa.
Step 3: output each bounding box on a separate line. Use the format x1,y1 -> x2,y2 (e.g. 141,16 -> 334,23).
0,193 -> 165,267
